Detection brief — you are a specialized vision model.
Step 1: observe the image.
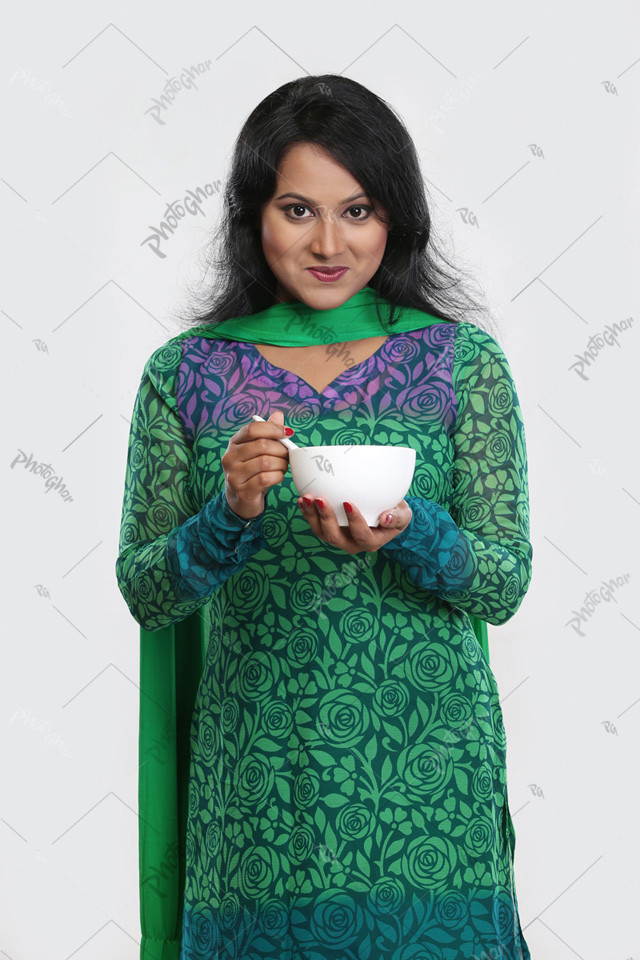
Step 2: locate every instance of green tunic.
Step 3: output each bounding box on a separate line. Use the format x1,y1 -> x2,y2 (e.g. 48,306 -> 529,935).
116,295 -> 532,959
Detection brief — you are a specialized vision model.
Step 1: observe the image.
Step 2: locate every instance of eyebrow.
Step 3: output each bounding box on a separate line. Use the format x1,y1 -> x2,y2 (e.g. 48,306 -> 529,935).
274,192 -> 369,205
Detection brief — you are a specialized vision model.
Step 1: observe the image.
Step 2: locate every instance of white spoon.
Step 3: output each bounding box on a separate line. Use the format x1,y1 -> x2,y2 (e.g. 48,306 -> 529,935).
251,414 -> 299,451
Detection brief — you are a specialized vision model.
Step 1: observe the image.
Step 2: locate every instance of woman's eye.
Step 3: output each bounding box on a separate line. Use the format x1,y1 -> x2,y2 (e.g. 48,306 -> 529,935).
285,204 -> 311,219
346,205 -> 372,220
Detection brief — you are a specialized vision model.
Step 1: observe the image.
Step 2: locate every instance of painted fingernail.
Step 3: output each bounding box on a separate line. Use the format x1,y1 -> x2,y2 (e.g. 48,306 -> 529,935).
343,501 -> 353,515
315,498 -> 325,511
383,513 -> 393,526
284,427 -> 294,436
302,496 -> 313,509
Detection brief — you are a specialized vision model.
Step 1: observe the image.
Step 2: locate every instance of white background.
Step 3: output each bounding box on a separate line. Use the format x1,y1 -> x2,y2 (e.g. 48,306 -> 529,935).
2,1 -> 639,957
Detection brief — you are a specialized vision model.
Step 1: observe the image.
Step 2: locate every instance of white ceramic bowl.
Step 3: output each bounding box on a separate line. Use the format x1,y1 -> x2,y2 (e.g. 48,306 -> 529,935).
289,444 -> 416,527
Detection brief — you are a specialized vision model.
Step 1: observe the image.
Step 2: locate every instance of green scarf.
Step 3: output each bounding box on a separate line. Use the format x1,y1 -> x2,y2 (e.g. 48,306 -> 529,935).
137,285 -> 489,960
191,285 -> 438,344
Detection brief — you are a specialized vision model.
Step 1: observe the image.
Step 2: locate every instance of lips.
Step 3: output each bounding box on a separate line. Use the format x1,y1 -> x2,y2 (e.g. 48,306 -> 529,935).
307,266 -> 347,275
306,266 -> 349,282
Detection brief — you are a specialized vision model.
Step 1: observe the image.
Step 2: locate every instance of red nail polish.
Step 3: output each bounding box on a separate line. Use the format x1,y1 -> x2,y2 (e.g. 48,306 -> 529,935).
315,498 -> 325,511
284,427 -> 294,436
302,495 -> 313,507
343,501 -> 353,515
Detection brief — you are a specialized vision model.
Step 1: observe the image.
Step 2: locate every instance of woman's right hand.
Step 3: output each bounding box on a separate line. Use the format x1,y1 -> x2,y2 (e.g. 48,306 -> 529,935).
222,410 -> 293,520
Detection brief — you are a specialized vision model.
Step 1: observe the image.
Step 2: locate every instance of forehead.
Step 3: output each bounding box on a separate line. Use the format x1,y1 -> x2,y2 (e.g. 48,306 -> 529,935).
275,143 -> 366,195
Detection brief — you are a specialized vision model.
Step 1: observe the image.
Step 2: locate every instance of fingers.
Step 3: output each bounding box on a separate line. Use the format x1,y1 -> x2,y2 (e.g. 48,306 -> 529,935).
379,509 -> 395,528
297,495 -> 413,555
236,418 -> 292,459
297,495 -> 371,553
237,412 -> 290,445
231,441 -> 290,470
222,412 -> 293,516
225,415 -> 292,468
377,499 -> 412,530
227,457 -> 289,498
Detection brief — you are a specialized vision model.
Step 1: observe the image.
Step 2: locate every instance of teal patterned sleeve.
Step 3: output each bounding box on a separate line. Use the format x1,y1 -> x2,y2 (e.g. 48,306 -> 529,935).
115,341 -> 266,631
381,322 -> 533,626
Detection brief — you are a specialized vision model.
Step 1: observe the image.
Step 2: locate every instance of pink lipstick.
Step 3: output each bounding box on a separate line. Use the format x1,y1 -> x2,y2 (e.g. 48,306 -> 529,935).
306,267 -> 348,282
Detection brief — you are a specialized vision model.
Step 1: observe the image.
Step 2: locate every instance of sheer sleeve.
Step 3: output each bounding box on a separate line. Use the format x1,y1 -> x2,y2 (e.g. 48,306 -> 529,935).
381,322 -> 533,626
115,339 -> 267,632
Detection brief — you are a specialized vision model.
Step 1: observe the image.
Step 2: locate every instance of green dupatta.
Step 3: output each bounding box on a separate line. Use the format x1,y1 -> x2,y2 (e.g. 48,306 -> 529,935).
136,286 -> 489,959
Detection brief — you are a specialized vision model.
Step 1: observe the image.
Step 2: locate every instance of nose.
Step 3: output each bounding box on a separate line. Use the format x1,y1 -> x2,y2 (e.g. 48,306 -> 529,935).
308,209 -> 346,258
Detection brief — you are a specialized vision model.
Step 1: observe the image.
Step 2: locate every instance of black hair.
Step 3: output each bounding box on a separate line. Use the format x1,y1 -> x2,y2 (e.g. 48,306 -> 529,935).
173,74 -> 494,334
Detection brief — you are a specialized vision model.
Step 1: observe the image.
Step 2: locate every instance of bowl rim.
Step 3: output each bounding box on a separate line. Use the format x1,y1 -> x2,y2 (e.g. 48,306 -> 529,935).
289,444 -> 416,452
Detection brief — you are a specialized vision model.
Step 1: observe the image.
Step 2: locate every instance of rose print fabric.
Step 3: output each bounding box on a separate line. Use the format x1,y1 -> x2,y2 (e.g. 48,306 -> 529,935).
116,318 -> 533,959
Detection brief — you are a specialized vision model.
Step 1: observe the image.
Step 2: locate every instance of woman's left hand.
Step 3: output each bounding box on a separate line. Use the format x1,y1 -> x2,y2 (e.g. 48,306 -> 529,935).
296,495 -> 412,555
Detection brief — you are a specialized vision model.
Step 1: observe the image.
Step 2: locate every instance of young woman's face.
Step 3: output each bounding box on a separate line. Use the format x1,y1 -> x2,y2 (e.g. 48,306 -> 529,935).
260,142 -> 391,308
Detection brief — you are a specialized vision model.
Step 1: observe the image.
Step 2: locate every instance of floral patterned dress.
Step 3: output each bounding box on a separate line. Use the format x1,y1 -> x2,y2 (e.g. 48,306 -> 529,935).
116,312 -> 533,959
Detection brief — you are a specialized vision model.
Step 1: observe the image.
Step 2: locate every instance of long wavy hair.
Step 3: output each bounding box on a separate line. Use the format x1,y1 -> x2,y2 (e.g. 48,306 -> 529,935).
173,74 -> 493,334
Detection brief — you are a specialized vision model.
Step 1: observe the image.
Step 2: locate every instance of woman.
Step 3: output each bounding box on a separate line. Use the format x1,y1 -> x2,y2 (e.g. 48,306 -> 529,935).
117,75 -> 533,959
